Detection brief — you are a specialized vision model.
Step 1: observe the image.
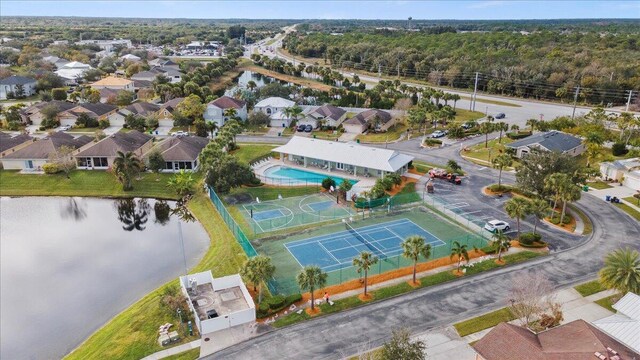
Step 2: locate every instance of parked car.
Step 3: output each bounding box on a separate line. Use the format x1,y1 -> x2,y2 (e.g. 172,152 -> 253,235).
59,125 -> 72,131
304,124 -> 313,133
171,131 -> 189,137
484,220 -> 510,233
462,121 -> 476,129
297,124 -> 306,132
431,130 -> 446,138
495,113 -> 506,119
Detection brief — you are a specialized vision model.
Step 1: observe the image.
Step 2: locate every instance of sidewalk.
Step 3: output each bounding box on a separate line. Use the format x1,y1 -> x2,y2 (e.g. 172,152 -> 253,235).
140,339 -> 200,360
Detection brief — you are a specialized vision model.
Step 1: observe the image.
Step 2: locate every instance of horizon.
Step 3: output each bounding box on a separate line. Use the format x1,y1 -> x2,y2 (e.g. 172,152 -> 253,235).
1,1 -> 639,20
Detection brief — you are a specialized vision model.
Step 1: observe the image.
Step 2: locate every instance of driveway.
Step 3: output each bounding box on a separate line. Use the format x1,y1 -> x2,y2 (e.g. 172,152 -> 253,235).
103,126 -> 122,135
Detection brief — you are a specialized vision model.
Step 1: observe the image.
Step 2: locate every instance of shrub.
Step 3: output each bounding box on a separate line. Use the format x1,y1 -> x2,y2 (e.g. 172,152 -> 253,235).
268,295 -> 286,310
507,131 -> 532,140
380,177 -> 395,191
488,184 -> 511,193
519,232 -> 542,245
481,243 -> 499,254
612,142 -> 628,156
51,88 -> 67,101
549,213 -> 572,225
519,241 -> 548,248
256,302 -> 270,318
146,117 -> 159,129
98,119 -> 110,129
321,177 -> 336,190
42,163 -> 61,174
423,138 -> 442,147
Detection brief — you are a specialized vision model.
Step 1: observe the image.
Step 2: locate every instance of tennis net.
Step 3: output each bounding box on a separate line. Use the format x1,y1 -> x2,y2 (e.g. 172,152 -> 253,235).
345,222 -> 386,258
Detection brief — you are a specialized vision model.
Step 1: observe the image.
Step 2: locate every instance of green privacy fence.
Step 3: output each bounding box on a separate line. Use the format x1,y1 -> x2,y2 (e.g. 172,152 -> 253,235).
208,186 -> 258,258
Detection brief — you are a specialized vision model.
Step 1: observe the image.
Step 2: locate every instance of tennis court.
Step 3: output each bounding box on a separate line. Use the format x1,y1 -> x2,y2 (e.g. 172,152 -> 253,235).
238,192 -> 357,233
285,218 -> 446,272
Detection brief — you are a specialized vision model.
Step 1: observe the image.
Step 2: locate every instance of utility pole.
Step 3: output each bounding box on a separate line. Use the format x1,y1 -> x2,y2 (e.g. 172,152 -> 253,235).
626,90 -> 633,112
177,222 -> 188,276
378,64 -> 382,79
571,86 -> 580,120
472,72 -> 479,112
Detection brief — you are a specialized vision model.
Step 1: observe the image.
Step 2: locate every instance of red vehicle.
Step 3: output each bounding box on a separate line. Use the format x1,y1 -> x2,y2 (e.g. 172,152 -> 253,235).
428,168 -> 462,185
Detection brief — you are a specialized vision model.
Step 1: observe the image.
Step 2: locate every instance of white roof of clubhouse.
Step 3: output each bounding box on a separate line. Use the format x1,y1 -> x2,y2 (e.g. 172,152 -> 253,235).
273,136 -> 414,172
593,292 -> 640,353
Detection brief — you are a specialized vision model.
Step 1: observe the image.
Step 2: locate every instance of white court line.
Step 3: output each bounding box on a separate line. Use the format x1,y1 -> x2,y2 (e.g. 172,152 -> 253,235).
284,244 -> 305,268
318,241 -> 341,265
445,202 -> 469,209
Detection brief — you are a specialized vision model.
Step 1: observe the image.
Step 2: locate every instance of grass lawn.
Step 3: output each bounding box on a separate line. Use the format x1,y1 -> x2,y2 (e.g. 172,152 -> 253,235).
65,191 -> 247,360
568,204 -> 593,235
623,196 -> 640,207
574,280 -> 605,297
273,251 -> 542,328
453,109 -> 486,123
227,185 -> 318,202
595,294 -> 619,312
357,124 -> 408,143
231,143 -> 276,164
163,348 -> 200,360
587,180 -> 613,190
0,170 -> 179,199
462,138 -> 515,166
613,202 -> 640,221
454,308 -> 516,337
458,95 -> 521,107
412,161 -> 434,174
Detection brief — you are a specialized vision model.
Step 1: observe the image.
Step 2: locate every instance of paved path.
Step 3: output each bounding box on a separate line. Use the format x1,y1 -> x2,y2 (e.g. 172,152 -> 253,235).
141,340 -> 200,360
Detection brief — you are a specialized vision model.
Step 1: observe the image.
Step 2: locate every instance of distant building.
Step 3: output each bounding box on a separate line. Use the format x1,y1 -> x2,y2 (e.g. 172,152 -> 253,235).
593,292 -> 640,354
148,58 -> 180,70
57,103 -> 119,127
506,131 -> 585,158
204,96 -> 247,127
600,158 -> 640,190
120,53 -> 142,62
300,104 -> 347,129
343,109 -> 393,134
131,67 -> 183,84
76,39 -> 132,52
157,97 -> 186,128
55,61 -> 93,85
42,55 -> 70,69
21,101 -> 76,125
0,75 -> 37,100
254,97 -> 296,128
473,319 -> 640,360
91,76 -> 135,92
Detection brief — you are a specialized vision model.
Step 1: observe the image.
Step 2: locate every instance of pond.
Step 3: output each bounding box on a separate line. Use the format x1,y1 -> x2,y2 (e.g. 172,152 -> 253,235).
0,197 -> 209,360
225,70 -> 290,96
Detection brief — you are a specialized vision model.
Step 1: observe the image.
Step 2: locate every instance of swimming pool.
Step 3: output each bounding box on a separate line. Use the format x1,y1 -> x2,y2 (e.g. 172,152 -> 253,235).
263,165 -> 357,186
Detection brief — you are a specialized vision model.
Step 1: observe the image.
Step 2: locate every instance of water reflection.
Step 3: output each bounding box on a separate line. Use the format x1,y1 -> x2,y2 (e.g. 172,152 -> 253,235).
171,198 -> 195,223
115,198 -> 151,231
60,197 -> 88,221
154,200 -> 171,225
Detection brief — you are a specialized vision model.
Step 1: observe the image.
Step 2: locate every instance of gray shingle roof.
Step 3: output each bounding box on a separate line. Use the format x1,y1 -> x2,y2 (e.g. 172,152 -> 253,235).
73,103 -> 118,117
0,75 -> 36,85
125,102 -> 161,116
3,132 -> 91,159
344,109 -> 391,126
0,133 -> 33,153
310,105 -> 346,121
75,130 -> 152,158
153,136 -> 209,161
506,131 -> 582,152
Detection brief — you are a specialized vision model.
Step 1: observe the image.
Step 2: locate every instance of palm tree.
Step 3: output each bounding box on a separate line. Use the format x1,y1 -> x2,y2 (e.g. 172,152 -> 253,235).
496,122 -> 509,143
450,241 -> 469,273
599,248 -> 640,295
528,198 -> 550,235
223,107 -> 238,121
401,236 -> 432,284
544,173 -> 569,216
504,197 -> 531,239
491,230 -> 511,262
240,255 -> 275,304
492,154 -> 513,188
246,80 -> 257,92
479,122 -> 495,148
296,266 -> 327,311
559,182 -> 581,224
112,151 -> 143,191
451,94 -> 461,110
352,251 -> 379,296
526,118 -> 539,132
206,121 -> 218,138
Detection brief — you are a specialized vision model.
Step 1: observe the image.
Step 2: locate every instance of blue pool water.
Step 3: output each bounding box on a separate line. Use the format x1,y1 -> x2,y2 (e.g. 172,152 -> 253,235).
264,166 -> 357,185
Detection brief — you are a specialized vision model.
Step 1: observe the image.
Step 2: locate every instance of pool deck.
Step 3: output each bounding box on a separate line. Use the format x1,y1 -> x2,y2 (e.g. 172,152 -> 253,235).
255,159 -> 377,187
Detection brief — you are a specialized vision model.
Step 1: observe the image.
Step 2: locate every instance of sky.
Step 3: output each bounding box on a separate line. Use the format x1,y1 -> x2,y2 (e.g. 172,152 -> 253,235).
1,1 -> 639,20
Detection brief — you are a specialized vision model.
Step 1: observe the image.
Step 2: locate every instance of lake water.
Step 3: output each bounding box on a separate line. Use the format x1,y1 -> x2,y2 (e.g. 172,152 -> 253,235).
0,197 -> 209,360
225,70 -> 290,96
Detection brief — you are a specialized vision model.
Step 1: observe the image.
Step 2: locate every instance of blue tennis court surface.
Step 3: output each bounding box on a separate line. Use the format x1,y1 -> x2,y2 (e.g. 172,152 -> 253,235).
252,209 -> 286,221
285,218 -> 446,272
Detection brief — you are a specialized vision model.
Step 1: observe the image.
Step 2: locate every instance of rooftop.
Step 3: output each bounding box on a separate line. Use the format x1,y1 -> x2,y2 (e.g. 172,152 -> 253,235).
309,104 -> 346,121
188,283 -> 250,321
152,136 -> 209,161
507,131 -> 582,152
124,102 -> 161,116
75,130 -> 152,158
255,96 -> 295,108
3,132 -> 91,160
91,76 -> 134,87
209,95 -> 246,109
0,75 -> 36,85
273,136 -> 413,172
593,293 -> 640,354
0,133 -> 33,153
344,109 -> 392,126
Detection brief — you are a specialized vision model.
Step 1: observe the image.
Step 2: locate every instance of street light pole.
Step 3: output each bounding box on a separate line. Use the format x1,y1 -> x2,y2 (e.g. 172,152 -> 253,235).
178,222 -> 188,276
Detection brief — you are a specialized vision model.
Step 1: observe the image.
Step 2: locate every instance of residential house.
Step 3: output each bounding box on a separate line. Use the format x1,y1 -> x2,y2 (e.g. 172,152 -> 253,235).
254,97 -> 296,128
0,75 -> 37,100
1,132 -> 92,171
157,97 -> 185,127
178,271 -> 255,357
75,130 -> 153,170
273,136 -> 414,178
593,292 -> 640,354
204,96 -> 247,127
120,54 -> 142,62
506,130 -> 585,158
132,79 -> 153,91
58,103 -> 119,127
120,102 -> 161,118
55,61 -> 93,85
343,109 -> 393,134
97,88 -> 120,104
21,101 -> 76,126
600,158 -> 640,190
42,55 -> 70,69
91,76 -> 135,92
300,104 -> 347,129
132,67 -> 183,84
149,58 -> 180,69
473,320 -> 640,360
147,136 -> 209,172
0,132 -> 34,159
76,39 -> 132,52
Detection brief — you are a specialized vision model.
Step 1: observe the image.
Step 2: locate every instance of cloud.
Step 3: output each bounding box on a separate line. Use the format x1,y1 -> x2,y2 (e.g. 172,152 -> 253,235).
468,1 -> 508,9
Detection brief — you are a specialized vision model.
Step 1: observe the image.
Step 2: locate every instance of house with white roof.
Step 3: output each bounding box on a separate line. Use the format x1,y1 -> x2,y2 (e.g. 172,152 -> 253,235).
120,53 -> 142,62
593,292 -> 640,354
272,136 -> 414,178
600,158 -> 640,190
55,61 -> 93,85
254,97 -> 296,128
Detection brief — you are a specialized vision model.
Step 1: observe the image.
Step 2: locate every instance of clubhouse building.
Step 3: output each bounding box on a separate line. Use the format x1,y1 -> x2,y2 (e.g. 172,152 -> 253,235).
272,136 -> 414,178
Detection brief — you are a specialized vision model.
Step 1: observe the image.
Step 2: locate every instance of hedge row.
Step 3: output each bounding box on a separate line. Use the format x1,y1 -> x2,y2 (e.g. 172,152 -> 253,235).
256,293 -> 302,318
